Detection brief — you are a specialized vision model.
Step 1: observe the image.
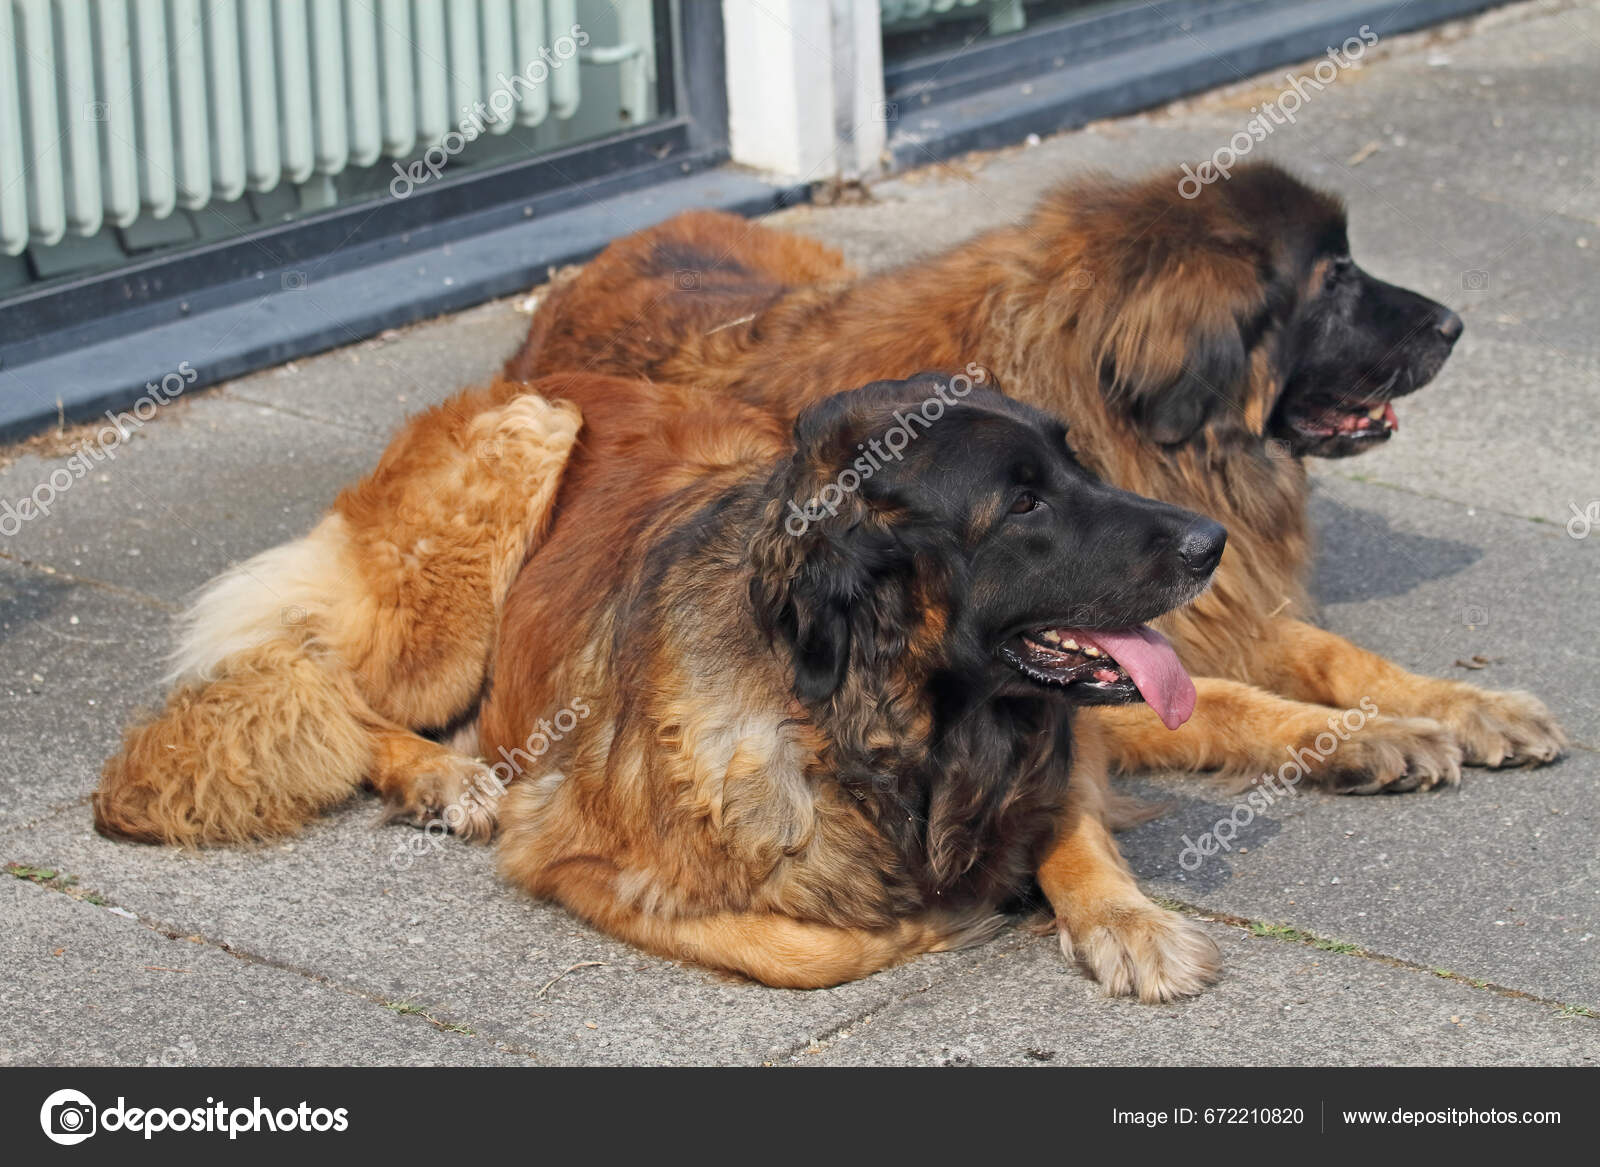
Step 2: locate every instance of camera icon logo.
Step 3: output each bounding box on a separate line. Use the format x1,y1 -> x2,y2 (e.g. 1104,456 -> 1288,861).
673,269 -> 701,291
281,270 -> 308,291
40,1088 -> 97,1145
1461,269 -> 1489,290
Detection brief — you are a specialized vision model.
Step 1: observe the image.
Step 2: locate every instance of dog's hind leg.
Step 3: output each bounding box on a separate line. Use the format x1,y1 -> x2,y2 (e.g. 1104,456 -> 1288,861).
337,387 -> 581,837
95,385 -> 581,846
327,385 -> 583,728
94,646 -> 500,846
366,720 -> 501,841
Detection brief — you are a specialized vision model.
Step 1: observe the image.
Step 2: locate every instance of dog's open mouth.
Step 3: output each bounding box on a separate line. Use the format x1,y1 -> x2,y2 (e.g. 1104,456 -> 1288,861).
1277,364 -> 1418,450
1001,624 -> 1196,730
1287,396 -> 1398,443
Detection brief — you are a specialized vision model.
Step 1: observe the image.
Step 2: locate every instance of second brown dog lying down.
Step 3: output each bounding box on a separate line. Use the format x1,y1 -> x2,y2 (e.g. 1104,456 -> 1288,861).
479,371 -> 1227,995
94,382 -> 579,846
507,163 -> 1565,792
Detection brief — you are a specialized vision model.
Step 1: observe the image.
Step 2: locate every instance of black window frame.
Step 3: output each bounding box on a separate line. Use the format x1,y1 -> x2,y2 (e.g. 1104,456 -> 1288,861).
881,0 -> 1510,168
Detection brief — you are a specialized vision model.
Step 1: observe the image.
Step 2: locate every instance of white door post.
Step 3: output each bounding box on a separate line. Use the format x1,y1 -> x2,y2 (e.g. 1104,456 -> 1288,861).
721,0 -> 887,182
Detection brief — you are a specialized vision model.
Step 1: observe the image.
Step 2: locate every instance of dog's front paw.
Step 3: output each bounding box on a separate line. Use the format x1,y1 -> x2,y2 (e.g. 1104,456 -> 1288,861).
1316,715 -> 1463,794
1058,902 -> 1221,1003
382,753 -> 502,842
1437,688 -> 1566,768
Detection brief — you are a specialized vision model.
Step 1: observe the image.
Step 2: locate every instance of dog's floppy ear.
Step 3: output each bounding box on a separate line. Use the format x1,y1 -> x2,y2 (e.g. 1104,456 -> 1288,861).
749,384 -> 926,704
1075,200 -> 1266,446
1111,321 -> 1250,446
770,554 -> 858,703
749,478 -> 881,705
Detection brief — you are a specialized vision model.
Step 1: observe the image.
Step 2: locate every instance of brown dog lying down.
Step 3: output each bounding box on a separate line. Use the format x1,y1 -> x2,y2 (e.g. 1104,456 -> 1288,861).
506,162 -> 1565,793
482,371 -> 1227,993
97,370 -> 1229,1000
94,383 -> 579,845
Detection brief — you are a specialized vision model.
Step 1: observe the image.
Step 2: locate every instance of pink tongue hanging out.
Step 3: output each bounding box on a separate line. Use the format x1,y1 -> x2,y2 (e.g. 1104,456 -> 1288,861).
1079,625 -> 1196,731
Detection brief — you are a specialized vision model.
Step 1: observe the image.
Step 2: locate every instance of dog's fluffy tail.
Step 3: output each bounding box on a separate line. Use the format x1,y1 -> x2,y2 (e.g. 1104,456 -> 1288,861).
94,383 -> 582,846
95,512 -> 377,845
94,637 -> 373,845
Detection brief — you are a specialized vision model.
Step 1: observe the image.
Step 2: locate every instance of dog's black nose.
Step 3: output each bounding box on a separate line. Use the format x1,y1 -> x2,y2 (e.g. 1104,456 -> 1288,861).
1178,518 -> 1227,579
1436,310 -> 1464,343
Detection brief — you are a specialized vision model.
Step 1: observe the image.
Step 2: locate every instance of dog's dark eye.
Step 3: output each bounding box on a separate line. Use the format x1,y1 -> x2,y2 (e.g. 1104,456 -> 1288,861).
1324,257 -> 1353,290
1008,492 -> 1041,515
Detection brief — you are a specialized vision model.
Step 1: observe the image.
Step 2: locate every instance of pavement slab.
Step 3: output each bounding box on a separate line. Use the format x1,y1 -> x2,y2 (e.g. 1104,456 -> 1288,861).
0,560 -> 170,831
0,398 -> 386,607
9,802 -> 1016,1067
1,877 -> 531,1067
1115,474 -> 1600,1007
804,922 -> 1599,1067
1307,474 -> 1600,748
217,297 -> 533,436
1310,337 -> 1600,529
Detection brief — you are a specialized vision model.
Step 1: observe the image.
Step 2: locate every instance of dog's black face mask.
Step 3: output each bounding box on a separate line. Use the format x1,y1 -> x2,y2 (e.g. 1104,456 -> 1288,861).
936,397 -> 1223,730
1269,250 -> 1463,458
770,376 -> 1224,730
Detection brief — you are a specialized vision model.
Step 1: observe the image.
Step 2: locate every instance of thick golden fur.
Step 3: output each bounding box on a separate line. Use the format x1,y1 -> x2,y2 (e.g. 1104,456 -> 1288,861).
506,167 -> 1566,791
93,384 -> 580,845
479,372 -> 1219,996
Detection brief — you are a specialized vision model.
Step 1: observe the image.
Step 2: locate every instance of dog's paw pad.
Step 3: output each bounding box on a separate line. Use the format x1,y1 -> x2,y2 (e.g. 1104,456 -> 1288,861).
1321,716 -> 1462,794
1059,904 -> 1221,1003
1445,690 -> 1567,769
383,755 -> 502,842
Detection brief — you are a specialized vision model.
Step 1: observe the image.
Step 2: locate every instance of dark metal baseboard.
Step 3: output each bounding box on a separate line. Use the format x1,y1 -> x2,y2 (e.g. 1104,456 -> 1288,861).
0,163 -> 805,443
886,0 -> 1511,169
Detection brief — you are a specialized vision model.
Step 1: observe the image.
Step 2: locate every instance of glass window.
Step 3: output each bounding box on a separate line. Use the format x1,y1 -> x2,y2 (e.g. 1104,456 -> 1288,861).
0,0 -> 671,296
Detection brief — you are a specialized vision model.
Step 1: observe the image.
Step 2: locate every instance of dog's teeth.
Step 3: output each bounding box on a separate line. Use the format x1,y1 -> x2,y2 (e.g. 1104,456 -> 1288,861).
1083,645 -> 1102,657
1060,638 -> 1079,651
1039,630 -> 1061,644
1367,404 -> 1386,420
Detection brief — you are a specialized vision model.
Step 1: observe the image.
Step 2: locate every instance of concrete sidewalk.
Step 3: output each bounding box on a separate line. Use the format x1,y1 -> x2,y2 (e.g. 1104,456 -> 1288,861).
2,0 -> 1596,1066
